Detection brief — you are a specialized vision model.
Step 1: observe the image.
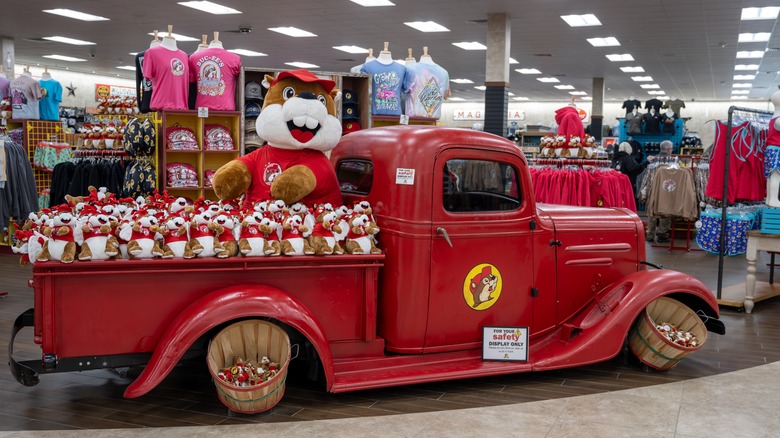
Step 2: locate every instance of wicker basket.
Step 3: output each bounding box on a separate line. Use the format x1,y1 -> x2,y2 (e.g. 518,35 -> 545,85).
207,320 -> 291,414
628,297 -> 707,370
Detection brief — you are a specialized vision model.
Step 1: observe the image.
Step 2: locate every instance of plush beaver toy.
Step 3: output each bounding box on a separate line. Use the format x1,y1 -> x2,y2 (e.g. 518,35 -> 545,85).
212,69 -> 343,207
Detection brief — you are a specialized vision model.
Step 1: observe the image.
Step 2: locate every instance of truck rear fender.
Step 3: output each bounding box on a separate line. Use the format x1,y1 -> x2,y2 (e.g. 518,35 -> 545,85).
123,285 -> 333,399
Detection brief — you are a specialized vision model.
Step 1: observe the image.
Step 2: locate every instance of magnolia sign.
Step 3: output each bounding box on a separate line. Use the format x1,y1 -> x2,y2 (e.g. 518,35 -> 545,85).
452,108 -> 526,121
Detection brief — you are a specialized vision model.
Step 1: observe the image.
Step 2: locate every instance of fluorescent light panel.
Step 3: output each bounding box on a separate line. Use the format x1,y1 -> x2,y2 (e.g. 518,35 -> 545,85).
631,76 -> 653,82
582,97 -> 593,101
515,68 -> 541,74
513,97 -> 529,101
269,27 -> 317,37
450,79 -> 474,84
474,86 -> 486,90
620,66 -> 644,73
737,51 -> 764,59
561,14 -> 601,27
569,91 -> 587,95
448,97 -> 465,101
228,49 -> 267,56
452,41 -> 487,50
509,58 -> 518,64
735,64 -> 760,70
640,84 -> 660,89
738,32 -> 772,43
508,92 -> 515,96
147,32 -> 199,41
116,66 -> 136,71
732,90 -> 750,95
333,45 -> 368,54
741,7 -> 780,20
42,8 -> 109,21
647,91 -> 666,95
285,61 -> 319,68
350,0 -> 394,6
177,1 -> 241,14
732,96 -> 748,100
734,74 -> 756,80
43,54 -> 86,62
537,77 -> 560,83
587,37 -> 620,47
733,83 -> 752,88
606,53 -> 634,62
43,36 -> 95,45
554,85 -> 575,90
404,21 -> 449,32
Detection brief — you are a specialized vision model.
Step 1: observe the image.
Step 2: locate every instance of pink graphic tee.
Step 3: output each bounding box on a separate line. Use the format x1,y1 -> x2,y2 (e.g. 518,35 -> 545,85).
142,46 -> 189,111
189,48 -> 242,111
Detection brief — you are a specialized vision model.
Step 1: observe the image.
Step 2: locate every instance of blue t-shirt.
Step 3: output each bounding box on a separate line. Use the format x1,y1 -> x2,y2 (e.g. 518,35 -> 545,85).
402,60 -> 449,119
39,79 -> 63,121
360,59 -> 406,116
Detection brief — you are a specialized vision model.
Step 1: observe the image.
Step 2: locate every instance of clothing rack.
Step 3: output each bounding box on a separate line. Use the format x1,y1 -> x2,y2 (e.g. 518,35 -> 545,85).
74,149 -> 129,157
716,106 -> 773,299
530,158 -> 612,168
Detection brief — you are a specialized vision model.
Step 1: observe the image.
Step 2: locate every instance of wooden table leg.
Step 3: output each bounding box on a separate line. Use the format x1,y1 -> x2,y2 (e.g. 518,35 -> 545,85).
745,238 -> 758,314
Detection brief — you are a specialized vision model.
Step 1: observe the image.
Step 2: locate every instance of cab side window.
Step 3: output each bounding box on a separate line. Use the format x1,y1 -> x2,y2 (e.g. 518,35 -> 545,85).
443,159 -> 520,212
336,160 -> 374,194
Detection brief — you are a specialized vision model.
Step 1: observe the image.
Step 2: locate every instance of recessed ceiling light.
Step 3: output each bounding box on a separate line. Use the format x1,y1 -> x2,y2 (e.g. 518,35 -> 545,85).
269,27 -> 317,37
739,32 -> 772,43
450,78 -> 474,84
647,90 -> 666,95
560,14 -> 601,27
731,95 -> 749,100
509,58 -> 518,64
569,91 -> 588,95
116,66 -> 136,71
631,76 -> 653,82
228,49 -> 267,57
42,36 -> 96,45
735,64 -> 760,70
350,0 -> 395,6
448,97 -> 465,101
741,7 -> 780,20
129,52 -> 138,56
734,74 -> 756,80
43,54 -> 87,62
147,31 -> 199,41
404,21 -> 449,32
732,90 -> 750,95
554,85 -> 575,90
177,1 -> 241,14
736,51 -> 764,59
620,66 -> 645,73
452,42 -> 487,50
582,97 -> 593,101
513,97 -> 530,101
42,8 -> 109,21
537,77 -> 560,83
474,85 -> 486,91
333,45 -> 369,54
587,37 -> 620,47
606,54 -> 634,62
515,68 -> 541,74
733,83 -> 752,88
285,61 -> 319,68
640,84 -> 660,89
508,92 -> 515,96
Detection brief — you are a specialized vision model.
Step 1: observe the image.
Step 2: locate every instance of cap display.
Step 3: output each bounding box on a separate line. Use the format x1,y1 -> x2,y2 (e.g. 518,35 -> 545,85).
342,103 -> 360,120
244,131 -> 264,147
245,81 -> 264,100
342,89 -> 358,105
342,121 -> 361,134
245,101 -> 262,117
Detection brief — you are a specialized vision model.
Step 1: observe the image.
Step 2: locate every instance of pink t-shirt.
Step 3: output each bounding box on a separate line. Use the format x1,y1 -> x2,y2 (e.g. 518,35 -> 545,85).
189,47 -> 241,111
142,45 -> 189,111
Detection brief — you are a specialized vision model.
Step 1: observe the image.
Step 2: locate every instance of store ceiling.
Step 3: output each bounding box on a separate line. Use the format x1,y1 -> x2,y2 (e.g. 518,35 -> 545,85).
3,0 -> 780,103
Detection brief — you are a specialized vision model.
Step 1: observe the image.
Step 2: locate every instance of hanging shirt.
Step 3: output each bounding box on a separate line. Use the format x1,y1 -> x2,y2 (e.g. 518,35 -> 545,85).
135,51 -> 154,114
0,76 -> 10,99
189,47 -> 242,111
142,45 -> 189,111
622,99 -> 641,114
10,75 -> 42,120
360,59 -> 406,116
402,60 -> 450,119
664,99 -> 686,117
643,111 -> 661,134
39,79 -> 62,121
626,112 -> 643,134
645,98 -> 663,113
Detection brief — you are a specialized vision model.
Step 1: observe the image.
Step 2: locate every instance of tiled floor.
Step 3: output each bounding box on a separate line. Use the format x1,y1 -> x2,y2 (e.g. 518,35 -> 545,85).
1,239 -> 779,437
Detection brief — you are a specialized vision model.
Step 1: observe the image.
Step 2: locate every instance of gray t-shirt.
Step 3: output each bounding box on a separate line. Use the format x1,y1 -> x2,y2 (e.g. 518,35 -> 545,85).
10,75 -> 42,120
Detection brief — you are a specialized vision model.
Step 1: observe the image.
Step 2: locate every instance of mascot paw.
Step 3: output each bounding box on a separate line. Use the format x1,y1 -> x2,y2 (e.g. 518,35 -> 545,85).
212,160 -> 252,201
270,165 -> 317,205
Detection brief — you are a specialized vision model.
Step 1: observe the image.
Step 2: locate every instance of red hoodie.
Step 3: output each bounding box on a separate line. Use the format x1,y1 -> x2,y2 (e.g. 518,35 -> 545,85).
555,106 -> 585,141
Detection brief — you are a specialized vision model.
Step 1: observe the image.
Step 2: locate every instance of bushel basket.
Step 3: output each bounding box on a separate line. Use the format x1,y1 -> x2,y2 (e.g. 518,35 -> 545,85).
207,320 -> 291,414
628,297 -> 707,370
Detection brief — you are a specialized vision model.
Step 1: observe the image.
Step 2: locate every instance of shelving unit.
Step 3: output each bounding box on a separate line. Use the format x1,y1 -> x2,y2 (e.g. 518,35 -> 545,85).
617,117 -> 685,154
159,110 -> 240,202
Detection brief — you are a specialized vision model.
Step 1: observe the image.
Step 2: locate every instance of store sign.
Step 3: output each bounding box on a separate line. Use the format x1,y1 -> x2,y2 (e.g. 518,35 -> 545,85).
95,84 -> 135,101
482,326 -> 529,361
452,108 -> 526,121
577,107 -> 589,121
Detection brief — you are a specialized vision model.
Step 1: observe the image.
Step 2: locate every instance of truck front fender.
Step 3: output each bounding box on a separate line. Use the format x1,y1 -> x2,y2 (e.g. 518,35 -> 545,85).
123,285 -> 333,398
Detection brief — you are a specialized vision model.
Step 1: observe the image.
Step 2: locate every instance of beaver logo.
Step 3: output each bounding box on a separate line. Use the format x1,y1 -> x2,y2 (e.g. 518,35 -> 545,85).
463,264 -> 502,310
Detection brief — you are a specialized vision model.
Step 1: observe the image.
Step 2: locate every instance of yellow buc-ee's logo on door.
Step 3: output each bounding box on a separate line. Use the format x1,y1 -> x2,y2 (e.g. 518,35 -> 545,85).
463,263 -> 502,310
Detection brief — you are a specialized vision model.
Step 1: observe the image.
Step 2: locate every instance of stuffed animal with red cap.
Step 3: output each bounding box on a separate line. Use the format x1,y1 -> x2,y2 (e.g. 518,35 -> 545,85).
212,69 -> 343,208
37,204 -> 79,263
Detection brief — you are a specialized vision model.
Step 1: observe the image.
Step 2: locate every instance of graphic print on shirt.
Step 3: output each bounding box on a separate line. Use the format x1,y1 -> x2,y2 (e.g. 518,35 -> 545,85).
196,57 -> 226,97
374,71 -> 401,112
11,89 -> 27,108
662,179 -> 677,192
170,58 -> 185,76
419,77 -> 443,117
264,162 -> 282,184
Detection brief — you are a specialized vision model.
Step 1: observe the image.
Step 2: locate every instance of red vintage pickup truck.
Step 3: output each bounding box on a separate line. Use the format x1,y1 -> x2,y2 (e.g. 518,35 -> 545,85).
9,125 -> 724,401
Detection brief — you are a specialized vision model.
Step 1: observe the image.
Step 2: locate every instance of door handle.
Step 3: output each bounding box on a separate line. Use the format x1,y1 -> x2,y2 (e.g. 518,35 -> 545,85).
436,227 -> 453,247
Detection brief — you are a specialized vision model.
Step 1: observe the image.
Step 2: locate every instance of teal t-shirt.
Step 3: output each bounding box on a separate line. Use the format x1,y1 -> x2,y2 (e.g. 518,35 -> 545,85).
39,79 -> 62,121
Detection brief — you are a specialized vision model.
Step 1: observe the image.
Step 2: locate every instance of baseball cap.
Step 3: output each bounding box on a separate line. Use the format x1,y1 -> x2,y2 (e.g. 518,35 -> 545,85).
269,69 -> 336,93
342,103 -> 360,120
245,81 -> 264,100
342,121 -> 361,134
245,101 -> 262,117
342,89 -> 358,105
245,131 -> 264,147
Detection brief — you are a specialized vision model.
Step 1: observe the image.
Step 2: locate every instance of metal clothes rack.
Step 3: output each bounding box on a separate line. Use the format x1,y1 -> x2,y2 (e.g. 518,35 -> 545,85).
716,106 -> 773,299
530,158 -> 612,168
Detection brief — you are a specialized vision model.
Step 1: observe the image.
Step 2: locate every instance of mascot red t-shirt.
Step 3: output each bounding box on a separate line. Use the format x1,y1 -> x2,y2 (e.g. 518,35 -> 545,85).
237,147 -> 342,207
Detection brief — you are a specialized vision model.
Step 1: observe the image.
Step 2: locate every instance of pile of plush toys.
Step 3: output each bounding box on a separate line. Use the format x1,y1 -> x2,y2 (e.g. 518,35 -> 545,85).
96,95 -> 139,115
12,187 -> 381,266
655,321 -> 699,348
216,356 -> 280,388
76,122 -> 125,150
539,133 -> 605,159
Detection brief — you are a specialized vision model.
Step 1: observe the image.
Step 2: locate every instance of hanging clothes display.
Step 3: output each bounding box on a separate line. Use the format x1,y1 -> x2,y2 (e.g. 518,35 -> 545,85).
705,119 -> 767,204
645,165 -> 698,220
529,160 -> 637,211
0,136 -> 39,229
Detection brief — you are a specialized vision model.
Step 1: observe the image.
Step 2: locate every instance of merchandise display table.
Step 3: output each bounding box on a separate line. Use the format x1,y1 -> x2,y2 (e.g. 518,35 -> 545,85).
742,231 -> 780,313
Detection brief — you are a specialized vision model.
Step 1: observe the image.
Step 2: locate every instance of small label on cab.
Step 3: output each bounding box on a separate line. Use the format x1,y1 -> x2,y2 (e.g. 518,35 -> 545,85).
396,168 -> 415,185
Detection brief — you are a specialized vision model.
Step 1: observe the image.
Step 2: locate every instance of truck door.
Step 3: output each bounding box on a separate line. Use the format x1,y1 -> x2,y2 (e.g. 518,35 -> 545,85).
425,148 -> 535,351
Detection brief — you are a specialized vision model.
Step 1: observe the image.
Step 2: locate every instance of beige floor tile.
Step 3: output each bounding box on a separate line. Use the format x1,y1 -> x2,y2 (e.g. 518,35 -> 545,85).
676,402 -> 780,438
615,381 -> 685,402
415,408 -> 555,438
548,419 -> 675,438
284,413 -> 434,438
558,392 -> 679,433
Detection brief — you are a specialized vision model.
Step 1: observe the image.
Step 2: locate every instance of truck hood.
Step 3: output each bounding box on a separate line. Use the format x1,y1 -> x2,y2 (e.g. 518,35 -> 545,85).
535,203 -> 642,233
